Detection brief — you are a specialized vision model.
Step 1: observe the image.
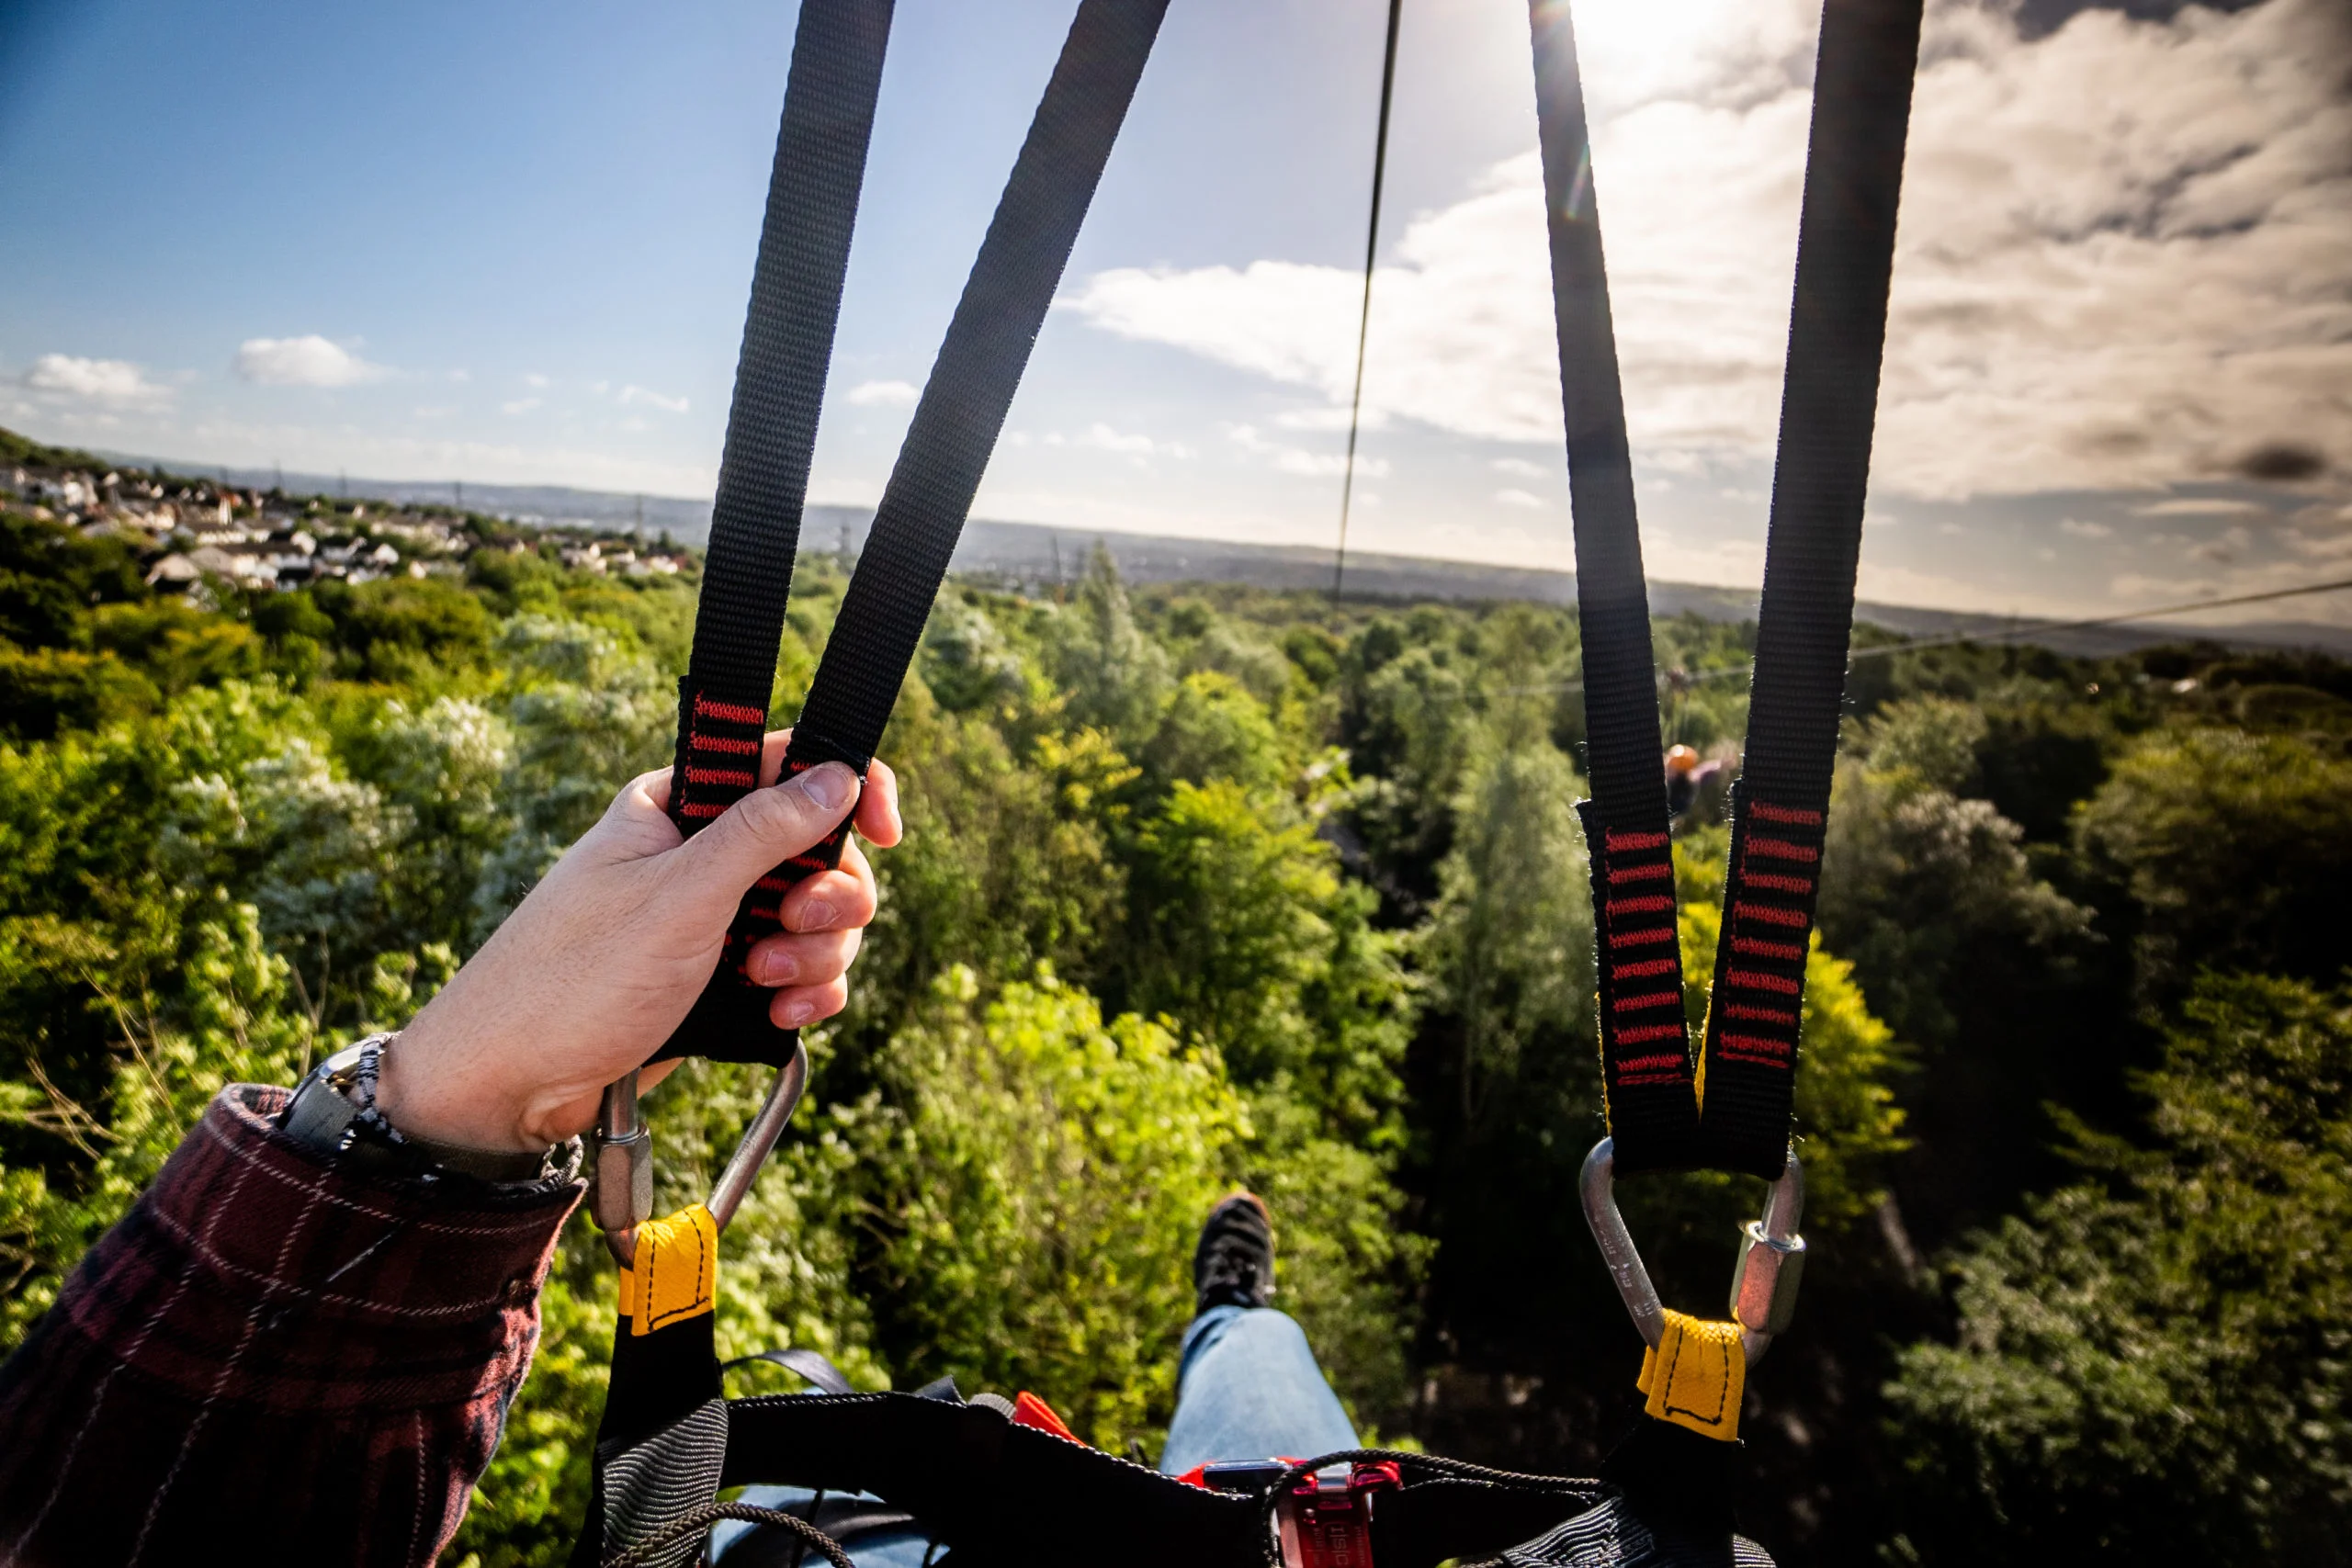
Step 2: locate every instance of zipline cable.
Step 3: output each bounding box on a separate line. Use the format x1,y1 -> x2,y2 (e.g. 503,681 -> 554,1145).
1330,0 -> 1404,607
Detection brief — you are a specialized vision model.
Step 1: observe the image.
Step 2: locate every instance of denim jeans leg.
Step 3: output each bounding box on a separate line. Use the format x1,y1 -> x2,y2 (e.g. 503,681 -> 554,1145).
1158,1306 -> 1361,1476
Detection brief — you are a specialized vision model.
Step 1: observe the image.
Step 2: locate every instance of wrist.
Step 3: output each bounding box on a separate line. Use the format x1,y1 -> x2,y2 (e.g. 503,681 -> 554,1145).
374,1014 -> 550,1155
282,1036 -> 575,1184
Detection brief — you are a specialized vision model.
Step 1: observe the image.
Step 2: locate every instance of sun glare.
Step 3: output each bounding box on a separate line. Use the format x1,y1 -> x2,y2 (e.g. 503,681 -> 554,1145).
1555,0 -> 1774,110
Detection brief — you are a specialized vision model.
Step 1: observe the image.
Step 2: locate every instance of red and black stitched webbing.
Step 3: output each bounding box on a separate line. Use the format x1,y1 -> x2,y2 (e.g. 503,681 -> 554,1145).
1690,792 -> 1828,1177
660,0 -> 1170,1066
1578,804 -> 1701,1158
1531,0 -> 1700,1173
1687,0 -> 1926,1179
652,0 -> 895,1066
1533,0 -> 1924,1177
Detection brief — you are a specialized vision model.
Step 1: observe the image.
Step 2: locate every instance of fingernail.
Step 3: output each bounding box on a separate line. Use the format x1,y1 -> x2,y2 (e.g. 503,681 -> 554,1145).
760,949 -> 798,985
799,898 -> 836,931
780,998 -> 815,1028
799,762 -> 854,812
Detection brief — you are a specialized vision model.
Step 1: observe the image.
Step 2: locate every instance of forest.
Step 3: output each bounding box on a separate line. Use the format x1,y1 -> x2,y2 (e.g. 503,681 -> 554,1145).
3,448 -> 2349,1564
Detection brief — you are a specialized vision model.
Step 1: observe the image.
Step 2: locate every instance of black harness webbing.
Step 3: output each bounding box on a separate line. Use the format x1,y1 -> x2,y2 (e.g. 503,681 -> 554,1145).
1544,0 -> 1925,1180
662,0 -> 1170,1070
659,0 -> 896,1066
578,1 -> 1924,1562
710,1397 -> 1749,1568
580,2 -> 1170,1558
1692,0 -> 1926,1179
1529,0 -> 1698,1169
787,0 -> 1170,776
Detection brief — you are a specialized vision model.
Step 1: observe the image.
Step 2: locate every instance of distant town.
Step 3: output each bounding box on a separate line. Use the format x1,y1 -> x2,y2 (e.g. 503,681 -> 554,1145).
1,430 -> 695,599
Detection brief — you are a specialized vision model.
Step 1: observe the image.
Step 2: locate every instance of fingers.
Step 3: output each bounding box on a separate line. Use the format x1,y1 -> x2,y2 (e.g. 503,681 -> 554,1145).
624,765 -> 674,816
752,732 -> 900,845
746,829 -> 875,1029
779,837 -> 876,933
571,767 -> 684,865
675,760 -> 860,892
770,974 -> 850,1031
856,759 -> 904,847
743,925 -> 863,988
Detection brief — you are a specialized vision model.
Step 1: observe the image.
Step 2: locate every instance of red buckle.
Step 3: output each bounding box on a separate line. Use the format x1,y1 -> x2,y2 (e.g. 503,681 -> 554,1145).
1275,1463 -> 1398,1568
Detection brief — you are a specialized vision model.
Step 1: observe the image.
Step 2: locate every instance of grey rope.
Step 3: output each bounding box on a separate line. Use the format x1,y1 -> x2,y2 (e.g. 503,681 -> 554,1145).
603,1502 -> 855,1568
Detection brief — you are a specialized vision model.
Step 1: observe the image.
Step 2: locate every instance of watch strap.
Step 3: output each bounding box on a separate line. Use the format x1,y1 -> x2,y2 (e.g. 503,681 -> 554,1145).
281,1034 -> 575,1185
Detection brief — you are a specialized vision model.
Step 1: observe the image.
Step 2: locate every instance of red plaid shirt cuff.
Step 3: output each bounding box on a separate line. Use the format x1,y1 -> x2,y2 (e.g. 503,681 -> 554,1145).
0,1083 -> 585,1567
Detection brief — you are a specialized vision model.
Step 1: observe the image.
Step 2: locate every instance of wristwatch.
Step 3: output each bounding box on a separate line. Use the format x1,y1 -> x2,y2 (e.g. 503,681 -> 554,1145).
279,1033 -> 576,1185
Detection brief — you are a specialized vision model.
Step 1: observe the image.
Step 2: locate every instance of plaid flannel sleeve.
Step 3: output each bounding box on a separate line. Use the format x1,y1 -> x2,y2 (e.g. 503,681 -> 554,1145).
0,1083 -> 584,1568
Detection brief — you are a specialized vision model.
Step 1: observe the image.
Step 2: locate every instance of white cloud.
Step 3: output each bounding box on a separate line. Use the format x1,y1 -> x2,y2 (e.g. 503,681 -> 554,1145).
21,353 -> 169,407
1492,457 -> 1550,479
618,384 -> 689,413
1225,423 -> 1389,479
233,335 -> 384,388
1078,422 -> 1189,458
1275,404 -> 1380,434
2058,517 -> 2113,538
847,378 -> 919,408
501,396 -> 542,416
2133,497 -> 2267,518
524,372 -> 551,389
2114,571 -> 2217,602
2189,525 -> 2253,564
1082,423 -> 1151,454
1065,0 -> 2352,505
1494,487 -> 1546,509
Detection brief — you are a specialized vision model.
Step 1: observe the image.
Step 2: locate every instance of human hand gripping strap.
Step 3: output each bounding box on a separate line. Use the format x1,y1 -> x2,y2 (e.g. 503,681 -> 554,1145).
649,0 -> 895,1069
656,709 -> 867,1066
661,0 -> 1169,1070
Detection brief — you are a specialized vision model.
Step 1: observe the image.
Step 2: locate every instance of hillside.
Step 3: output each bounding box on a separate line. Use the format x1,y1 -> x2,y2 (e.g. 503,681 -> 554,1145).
91,448 -> 2352,659
5,428 -> 2352,1562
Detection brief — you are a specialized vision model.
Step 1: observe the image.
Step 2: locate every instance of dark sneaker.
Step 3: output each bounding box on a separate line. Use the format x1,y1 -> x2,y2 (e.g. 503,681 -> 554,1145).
1193,1191 -> 1276,1314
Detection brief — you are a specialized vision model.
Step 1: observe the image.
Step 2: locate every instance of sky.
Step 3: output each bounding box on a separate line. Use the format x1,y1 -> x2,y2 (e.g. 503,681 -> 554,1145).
2,0 -> 2346,626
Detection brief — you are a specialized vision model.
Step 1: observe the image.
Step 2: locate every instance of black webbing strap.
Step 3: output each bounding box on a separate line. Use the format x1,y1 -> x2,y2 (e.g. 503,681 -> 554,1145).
659,0 -> 895,1065
1692,0 -> 1926,1179
788,0 -> 1170,773
714,1395 -> 1730,1568
571,1311 -> 729,1568
583,6 -> 1170,1552
1536,0 -> 1925,1178
1528,0 -> 1698,1171
664,0 -> 1170,1067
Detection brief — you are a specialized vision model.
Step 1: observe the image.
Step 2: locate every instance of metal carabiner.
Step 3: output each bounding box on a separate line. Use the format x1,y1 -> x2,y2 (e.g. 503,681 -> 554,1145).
1578,1137 -> 1806,1363
591,1040 -> 811,1267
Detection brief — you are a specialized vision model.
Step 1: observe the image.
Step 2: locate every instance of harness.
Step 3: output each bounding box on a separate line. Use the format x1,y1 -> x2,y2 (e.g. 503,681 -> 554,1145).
568,0 -> 1926,1562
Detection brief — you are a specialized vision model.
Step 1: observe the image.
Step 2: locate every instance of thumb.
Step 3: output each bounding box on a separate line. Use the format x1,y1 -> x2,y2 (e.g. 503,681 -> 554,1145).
673,761 -> 861,896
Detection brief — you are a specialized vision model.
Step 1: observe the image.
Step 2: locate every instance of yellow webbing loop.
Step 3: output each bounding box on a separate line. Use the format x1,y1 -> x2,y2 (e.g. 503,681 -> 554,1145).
1634,1308 -> 1746,1442
616,1203 -> 719,1337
